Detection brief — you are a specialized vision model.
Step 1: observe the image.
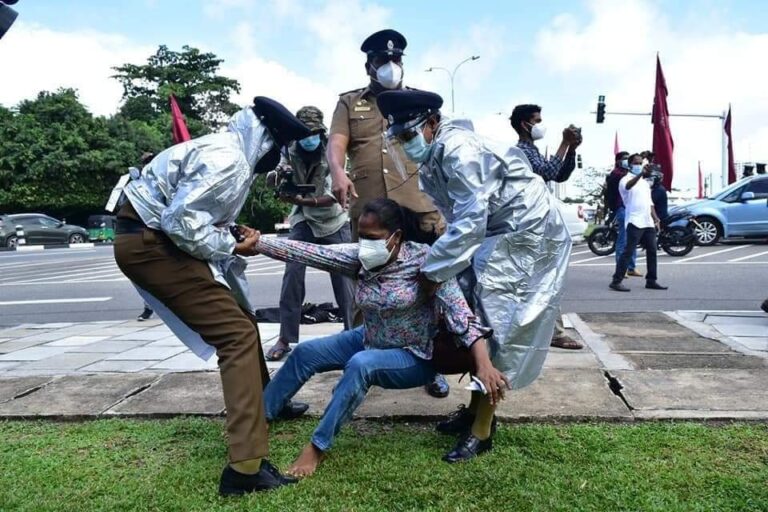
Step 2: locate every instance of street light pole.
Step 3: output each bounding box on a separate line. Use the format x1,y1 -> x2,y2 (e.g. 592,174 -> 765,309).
425,55 -> 480,113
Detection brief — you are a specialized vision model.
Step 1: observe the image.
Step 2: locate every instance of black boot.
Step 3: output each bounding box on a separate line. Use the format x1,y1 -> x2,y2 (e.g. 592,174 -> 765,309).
219,459 -> 297,496
436,405 -> 474,435
442,432 -> 493,463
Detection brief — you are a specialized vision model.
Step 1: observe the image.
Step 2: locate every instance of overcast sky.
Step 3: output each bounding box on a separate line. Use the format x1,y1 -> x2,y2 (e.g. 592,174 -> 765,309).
2,0 -> 766,194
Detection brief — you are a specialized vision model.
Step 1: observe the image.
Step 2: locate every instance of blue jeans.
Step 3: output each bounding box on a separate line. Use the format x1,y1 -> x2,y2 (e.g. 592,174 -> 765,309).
614,207 -> 637,271
263,326 -> 436,451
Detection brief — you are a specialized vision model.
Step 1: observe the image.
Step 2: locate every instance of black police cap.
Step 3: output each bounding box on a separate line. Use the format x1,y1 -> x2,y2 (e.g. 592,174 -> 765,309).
360,29 -> 407,57
377,90 -> 443,134
252,96 -> 311,148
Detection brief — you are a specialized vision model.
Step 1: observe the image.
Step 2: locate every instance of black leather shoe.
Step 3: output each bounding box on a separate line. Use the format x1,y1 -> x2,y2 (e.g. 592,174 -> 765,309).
219,459 -> 297,496
426,373 -> 450,398
436,405 -> 474,435
442,433 -> 493,463
645,281 -> 668,290
276,400 -> 309,420
436,406 -> 498,436
609,282 -> 630,292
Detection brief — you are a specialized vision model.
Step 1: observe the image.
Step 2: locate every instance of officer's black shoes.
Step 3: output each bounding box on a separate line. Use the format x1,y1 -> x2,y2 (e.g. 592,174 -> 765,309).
219,459 -> 297,496
436,406 -> 497,437
426,373 -> 450,398
645,281 -> 668,290
276,400 -> 309,420
442,433 -> 493,463
609,282 -> 631,292
436,405 -> 474,435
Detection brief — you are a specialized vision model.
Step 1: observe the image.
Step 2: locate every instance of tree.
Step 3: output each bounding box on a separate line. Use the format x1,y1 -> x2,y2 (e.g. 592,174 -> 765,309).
112,45 -> 241,131
0,89 -> 162,224
239,177 -> 292,233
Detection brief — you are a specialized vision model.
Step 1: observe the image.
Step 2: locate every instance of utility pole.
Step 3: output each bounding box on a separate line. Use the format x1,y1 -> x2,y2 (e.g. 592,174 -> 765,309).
426,56 -> 480,113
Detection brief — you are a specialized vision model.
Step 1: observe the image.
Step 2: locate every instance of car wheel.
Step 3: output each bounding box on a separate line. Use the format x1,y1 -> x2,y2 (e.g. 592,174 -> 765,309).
5,235 -> 17,249
693,217 -> 721,246
68,233 -> 86,244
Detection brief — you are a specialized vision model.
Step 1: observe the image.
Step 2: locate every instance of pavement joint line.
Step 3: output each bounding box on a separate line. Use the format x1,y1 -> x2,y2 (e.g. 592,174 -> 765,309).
602,370 -> 634,412
663,311 -> 766,359
97,375 -> 162,415
567,313 -> 634,371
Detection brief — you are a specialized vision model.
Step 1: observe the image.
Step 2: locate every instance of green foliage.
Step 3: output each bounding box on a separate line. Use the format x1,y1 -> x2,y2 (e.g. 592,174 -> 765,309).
0,419 -> 766,511
112,45 -> 241,131
239,176 -> 292,233
0,89 -> 161,223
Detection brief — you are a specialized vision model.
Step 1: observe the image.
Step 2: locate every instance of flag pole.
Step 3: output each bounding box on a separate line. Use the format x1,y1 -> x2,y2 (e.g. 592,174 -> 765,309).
721,108 -> 728,190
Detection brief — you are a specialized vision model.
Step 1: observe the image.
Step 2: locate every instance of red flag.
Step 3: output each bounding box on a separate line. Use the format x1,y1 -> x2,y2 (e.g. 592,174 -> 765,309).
170,94 -> 191,144
724,106 -> 736,184
613,131 -> 620,155
697,161 -> 703,199
652,55 -> 674,190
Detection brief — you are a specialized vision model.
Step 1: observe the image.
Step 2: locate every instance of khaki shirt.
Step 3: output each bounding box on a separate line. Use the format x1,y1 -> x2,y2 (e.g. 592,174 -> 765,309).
284,143 -> 348,239
330,86 -> 437,218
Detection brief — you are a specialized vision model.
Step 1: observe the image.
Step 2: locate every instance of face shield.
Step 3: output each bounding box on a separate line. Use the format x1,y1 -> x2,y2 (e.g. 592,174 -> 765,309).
384,116 -> 429,180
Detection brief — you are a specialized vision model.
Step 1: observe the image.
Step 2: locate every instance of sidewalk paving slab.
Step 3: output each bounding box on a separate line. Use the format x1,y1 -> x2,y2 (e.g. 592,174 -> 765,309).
0,376 -> 52,403
107,373 -> 224,416
611,369 -> 768,419
0,374 -> 158,417
80,360 -> 158,373
19,352 -> 107,371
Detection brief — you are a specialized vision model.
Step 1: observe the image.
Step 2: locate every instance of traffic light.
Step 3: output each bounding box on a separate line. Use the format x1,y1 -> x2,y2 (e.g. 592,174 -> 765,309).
0,0 -> 19,40
576,154 -> 583,169
596,95 -> 606,124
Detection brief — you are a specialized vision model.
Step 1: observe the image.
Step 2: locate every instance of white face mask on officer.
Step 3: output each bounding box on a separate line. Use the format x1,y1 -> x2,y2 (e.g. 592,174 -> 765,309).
375,61 -> 403,89
358,233 -> 397,271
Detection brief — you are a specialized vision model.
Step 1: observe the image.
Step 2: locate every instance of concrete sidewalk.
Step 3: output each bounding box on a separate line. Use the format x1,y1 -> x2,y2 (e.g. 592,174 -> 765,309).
0,311 -> 765,421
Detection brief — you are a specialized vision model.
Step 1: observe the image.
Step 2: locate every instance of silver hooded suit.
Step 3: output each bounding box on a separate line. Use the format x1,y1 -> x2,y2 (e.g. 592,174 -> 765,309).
122,106 -> 273,359
419,118 -> 572,389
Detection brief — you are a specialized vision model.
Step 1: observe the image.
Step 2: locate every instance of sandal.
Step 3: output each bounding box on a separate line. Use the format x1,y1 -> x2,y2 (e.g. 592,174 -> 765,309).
266,343 -> 292,361
550,336 -> 583,350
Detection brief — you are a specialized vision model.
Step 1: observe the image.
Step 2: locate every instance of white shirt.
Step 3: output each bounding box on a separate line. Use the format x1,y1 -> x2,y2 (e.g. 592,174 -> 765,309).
619,174 -> 654,229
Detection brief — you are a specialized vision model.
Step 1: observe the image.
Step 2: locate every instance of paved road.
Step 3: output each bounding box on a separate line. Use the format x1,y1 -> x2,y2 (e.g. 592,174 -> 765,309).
1,241 -> 766,326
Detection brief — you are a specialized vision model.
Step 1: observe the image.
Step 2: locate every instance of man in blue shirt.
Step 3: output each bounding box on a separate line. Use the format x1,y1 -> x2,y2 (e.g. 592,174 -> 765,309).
511,104 -> 582,350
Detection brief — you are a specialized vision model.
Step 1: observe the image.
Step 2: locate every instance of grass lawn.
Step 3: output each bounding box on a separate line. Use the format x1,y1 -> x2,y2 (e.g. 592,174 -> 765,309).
1,419 -> 766,511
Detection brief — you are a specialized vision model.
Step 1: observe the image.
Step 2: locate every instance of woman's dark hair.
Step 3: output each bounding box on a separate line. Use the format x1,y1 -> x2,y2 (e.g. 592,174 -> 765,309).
360,198 -> 438,245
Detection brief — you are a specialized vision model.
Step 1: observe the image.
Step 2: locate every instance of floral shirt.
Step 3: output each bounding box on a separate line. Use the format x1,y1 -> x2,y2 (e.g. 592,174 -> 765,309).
255,237 -> 490,360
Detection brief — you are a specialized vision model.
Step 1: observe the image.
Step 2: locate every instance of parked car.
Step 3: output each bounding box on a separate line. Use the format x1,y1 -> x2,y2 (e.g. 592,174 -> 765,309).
0,214 -> 89,248
673,175 -> 768,245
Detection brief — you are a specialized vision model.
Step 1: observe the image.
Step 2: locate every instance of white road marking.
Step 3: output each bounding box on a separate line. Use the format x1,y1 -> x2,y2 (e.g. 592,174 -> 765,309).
569,260 -> 768,267
571,254 -> 610,264
681,245 -> 747,262
0,297 -> 112,306
729,249 -> 768,262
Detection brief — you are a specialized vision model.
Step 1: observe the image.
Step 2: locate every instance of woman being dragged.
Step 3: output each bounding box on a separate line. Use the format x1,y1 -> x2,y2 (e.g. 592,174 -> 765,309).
248,198 -> 508,477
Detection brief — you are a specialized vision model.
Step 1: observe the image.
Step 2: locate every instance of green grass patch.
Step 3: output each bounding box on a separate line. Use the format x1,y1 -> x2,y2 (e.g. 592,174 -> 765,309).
1,419 -> 766,511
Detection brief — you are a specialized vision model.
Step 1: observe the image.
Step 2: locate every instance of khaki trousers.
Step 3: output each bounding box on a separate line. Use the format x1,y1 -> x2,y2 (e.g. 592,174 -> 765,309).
114,220 -> 269,463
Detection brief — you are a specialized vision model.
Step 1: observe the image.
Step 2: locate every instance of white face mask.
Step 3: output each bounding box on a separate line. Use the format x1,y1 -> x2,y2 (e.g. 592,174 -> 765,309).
529,123 -> 546,140
358,234 -> 395,271
375,61 -> 403,89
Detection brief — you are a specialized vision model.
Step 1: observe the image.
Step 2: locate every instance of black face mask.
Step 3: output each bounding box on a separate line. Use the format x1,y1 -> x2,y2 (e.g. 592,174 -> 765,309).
253,145 -> 280,174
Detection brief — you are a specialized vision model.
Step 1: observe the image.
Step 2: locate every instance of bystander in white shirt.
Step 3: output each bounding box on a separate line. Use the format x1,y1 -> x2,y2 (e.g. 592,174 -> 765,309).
619,174 -> 654,229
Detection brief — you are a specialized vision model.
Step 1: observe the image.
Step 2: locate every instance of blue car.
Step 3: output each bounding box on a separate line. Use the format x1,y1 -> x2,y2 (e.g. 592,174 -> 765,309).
673,174 -> 768,245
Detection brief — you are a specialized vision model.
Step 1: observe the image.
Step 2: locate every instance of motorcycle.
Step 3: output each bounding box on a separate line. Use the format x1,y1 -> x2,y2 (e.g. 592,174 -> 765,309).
587,209 -> 699,257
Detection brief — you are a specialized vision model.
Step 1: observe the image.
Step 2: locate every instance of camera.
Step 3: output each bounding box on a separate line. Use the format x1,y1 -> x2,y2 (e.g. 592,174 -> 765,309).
274,169 -> 316,198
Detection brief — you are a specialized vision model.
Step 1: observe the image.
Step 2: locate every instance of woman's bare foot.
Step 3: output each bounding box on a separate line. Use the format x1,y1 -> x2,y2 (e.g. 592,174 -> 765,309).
287,443 -> 325,478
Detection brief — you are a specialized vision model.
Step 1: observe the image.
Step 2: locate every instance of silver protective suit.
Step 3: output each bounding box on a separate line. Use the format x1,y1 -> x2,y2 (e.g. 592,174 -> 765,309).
419,118 -> 572,389
122,106 -> 273,359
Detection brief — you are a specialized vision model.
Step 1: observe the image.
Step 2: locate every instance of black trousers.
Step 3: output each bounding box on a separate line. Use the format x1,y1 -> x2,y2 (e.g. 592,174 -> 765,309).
612,223 -> 658,283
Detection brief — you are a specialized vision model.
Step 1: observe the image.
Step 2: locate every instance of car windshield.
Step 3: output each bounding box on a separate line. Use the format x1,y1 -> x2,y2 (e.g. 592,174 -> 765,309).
708,179 -> 749,200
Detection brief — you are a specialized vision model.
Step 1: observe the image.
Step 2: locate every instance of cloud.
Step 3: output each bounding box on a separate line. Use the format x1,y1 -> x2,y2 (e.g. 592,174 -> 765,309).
0,22 -> 153,116
533,0 -> 768,192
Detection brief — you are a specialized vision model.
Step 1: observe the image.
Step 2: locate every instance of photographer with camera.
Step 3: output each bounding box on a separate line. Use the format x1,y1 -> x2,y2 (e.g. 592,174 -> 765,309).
265,106 -> 355,362
511,104 -> 583,350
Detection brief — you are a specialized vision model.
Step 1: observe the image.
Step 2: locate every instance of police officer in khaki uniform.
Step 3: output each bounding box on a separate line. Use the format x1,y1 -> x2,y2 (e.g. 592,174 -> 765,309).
327,29 -> 450,398
327,29 -> 443,239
